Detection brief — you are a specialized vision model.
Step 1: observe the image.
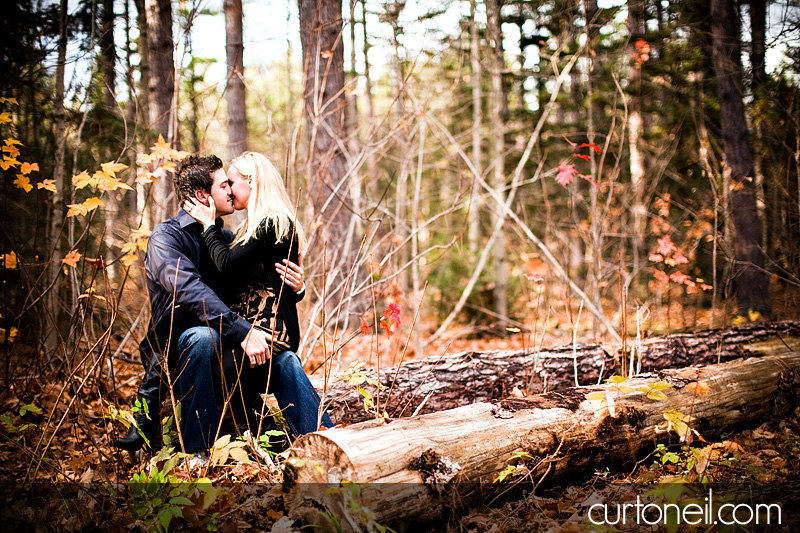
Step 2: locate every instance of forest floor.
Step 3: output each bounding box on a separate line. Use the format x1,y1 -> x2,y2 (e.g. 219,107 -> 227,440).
2,297 -> 800,531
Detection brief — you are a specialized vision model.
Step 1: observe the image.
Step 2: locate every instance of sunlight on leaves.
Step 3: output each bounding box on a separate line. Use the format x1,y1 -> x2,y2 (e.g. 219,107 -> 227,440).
66,197 -> 103,217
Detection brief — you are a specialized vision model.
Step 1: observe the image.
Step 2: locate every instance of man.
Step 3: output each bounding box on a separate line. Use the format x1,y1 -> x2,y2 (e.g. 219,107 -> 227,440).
115,154 -> 330,453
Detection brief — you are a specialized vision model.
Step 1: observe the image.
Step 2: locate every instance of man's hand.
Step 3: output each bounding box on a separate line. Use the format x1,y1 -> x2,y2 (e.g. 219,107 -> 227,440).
276,252 -> 305,293
240,327 -> 274,367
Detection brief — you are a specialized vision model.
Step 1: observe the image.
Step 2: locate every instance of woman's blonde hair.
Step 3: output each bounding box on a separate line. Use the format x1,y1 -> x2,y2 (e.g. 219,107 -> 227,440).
230,152 -> 305,250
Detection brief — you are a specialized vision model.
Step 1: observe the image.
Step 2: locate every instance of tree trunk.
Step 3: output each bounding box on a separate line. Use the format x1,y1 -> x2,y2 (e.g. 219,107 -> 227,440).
468,0 -> 482,255
485,0 -> 507,328
287,337 -> 800,530
298,0 -> 354,312
361,0 -> 377,203
145,0 -> 175,225
710,0 -> 771,315
224,0 -> 247,160
316,321 -> 800,425
101,0 -> 119,280
628,0 -> 646,279
46,0 -> 69,352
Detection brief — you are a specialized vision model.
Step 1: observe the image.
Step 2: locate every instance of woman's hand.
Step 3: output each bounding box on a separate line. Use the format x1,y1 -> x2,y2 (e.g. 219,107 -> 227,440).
183,197 -> 217,231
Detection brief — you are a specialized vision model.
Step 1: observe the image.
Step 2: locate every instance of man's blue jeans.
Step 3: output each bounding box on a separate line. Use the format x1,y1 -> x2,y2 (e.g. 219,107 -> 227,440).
175,326 -> 333,452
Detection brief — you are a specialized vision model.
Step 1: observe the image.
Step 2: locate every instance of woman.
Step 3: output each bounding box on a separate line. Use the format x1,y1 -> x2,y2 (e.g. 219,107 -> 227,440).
184,151 -> 331,437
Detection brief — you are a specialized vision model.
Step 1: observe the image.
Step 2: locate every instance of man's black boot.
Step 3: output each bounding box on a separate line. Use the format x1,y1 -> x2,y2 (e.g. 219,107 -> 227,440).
114,417 -> 158,452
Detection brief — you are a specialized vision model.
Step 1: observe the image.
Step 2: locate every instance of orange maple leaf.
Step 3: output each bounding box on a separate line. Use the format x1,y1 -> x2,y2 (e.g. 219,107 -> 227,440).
359,317 -> 370,335
20,162 -> 39,175
2,144 -> 19,158
13,174 -> 32,192
685,381 -> 711,396
62,250 -> 81,268
37,179 -> 56,193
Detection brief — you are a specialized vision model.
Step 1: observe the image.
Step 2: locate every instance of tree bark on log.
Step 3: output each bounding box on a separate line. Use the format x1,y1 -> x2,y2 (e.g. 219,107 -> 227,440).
315,322 -> 800,425
287,337 -> 800,531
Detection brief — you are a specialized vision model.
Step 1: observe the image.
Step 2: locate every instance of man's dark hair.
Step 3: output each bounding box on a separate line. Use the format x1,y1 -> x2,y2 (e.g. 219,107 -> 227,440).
174,155 -> 224,204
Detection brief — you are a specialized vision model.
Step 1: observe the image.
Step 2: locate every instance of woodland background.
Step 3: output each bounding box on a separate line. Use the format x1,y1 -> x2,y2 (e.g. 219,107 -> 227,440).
1,0 -> 800,529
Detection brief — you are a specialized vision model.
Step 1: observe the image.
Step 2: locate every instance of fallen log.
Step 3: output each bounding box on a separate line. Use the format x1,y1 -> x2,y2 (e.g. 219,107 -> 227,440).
286,337 -> 800,531
315,321 -> 800,425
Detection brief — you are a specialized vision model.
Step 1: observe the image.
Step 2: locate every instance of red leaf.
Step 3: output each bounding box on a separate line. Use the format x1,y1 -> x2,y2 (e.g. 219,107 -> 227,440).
572,153 -> 590,161
359,317 -> 370,335
580,174 -> 599,188
656,235 -> 676,256
579,142 -> 602,153
555,164 -> 578,186
380,303 -> 401,337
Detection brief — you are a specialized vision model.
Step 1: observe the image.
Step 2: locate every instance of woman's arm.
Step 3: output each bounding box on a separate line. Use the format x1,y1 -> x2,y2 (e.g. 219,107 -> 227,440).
203,224 -> 267,272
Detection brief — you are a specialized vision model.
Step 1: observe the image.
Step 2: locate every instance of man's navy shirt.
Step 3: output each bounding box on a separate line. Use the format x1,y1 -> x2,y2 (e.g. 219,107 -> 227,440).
144,209 -> 251,345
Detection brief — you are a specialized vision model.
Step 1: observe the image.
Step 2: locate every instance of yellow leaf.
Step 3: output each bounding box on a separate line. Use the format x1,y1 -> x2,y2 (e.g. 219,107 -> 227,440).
0,157 -> 20,171
160,160 -> 176,173
228,447 -> 252,464
151,134 -> 172,158
120,254 -> 139,267
0,98 -> 18,105
37,179 -> 56,193
605,375 -> 627,384
748,309 -> 762,322
72,171 -> 95,189
97,173 -> 133,191
2,251 -> 17,269
4,138 -> 22,146
2,145 -> 20,158
646,390 -> 668,401
100,161 -> 128,176
62,250 -> 81,267
731,315 -> 748,326
585,391 -> 606,401
0,327 -> 19,343
20,162 -> 39,175
0,112 -> 11,124
649,381 -> 673,390
66,197 -> 103,217
170,149 -> 190,161
13,174 -> 32,192
120,242 -> 137,255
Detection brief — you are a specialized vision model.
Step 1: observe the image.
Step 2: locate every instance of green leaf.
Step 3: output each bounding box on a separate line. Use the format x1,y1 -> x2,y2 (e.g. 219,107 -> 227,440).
19,403 -> 41,416
157,507 -> 174,531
